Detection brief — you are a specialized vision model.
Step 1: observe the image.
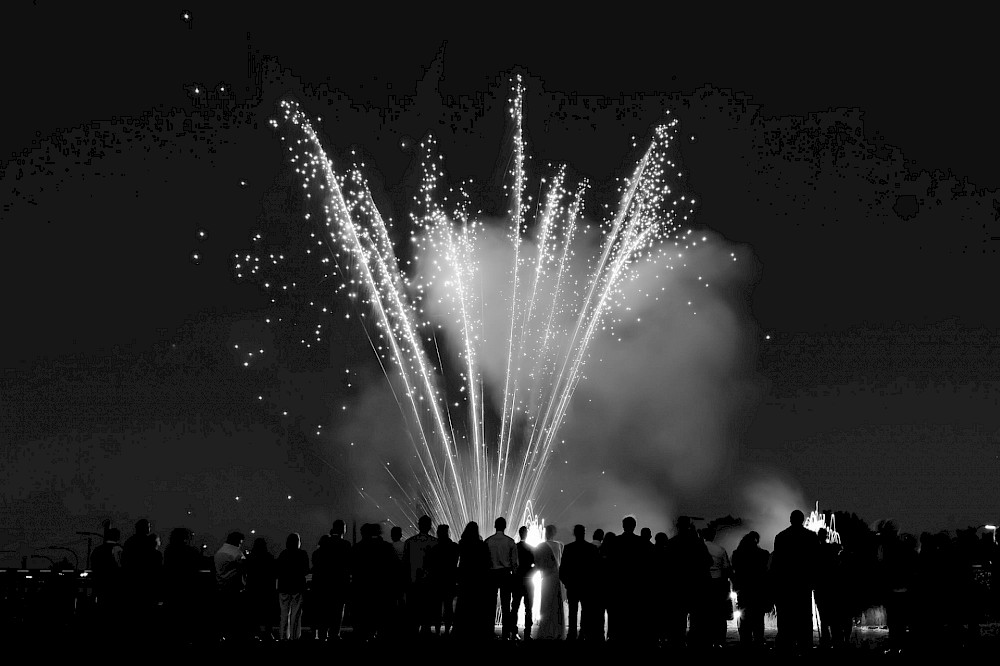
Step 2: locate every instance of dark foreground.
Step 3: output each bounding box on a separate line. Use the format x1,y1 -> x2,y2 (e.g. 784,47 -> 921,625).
12,624 -> 1000,662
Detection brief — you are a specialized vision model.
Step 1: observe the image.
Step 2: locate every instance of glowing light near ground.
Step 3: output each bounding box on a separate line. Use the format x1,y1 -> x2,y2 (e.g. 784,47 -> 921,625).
271,77 -> 696,532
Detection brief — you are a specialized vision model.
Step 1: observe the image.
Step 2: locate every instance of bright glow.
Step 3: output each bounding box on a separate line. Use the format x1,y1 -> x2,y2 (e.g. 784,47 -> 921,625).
271,77 -> 697,530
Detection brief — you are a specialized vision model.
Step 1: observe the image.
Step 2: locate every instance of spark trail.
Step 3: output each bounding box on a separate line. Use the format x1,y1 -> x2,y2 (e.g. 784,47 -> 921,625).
274,77 -> 697,531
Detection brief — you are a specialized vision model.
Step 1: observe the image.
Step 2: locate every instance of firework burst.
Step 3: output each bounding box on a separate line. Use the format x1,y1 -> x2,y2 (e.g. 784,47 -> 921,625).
266,77 -> 697,531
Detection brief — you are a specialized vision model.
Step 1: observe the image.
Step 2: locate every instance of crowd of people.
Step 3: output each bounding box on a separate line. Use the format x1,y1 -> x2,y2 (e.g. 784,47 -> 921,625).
83,510 -> 997,651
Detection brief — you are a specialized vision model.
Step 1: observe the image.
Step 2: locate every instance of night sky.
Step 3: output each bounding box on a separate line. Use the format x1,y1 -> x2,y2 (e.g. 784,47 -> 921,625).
3,6 -> 999,565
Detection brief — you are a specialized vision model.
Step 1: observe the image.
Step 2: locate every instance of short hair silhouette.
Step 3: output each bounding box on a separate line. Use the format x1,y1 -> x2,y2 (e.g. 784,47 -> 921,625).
640,527 -> 652,540
226,531 -> 245,546
437,524 -> 449,540
331,519 -> 346,536
495,517 -> 506,532
622,516 -> 637,533
135,519 -> 150,534
545,524 -> 557,540
592,529 -> 605,541
286,533 -> 301,550
790,510 -> 805,525
518,526 -> 528,540
573,524 -> 585,539
418,515 -> 432,533
701,526 -> 717,542
390,526 -> 403,541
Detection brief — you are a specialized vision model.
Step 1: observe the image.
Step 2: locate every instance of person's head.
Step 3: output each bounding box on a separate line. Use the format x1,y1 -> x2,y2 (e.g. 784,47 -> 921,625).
418,515 -> 432,534
286,533 -> 301,550
390,526 -> 403,542
640,527 -> 652,541
226,531 -> 245,547
135,519 -> 150,536
818,528 -> 828,543
622,516 -> 636,534
494,517 -> 507,533
573,525 -> 586,541
701,526 -> 717,542
545,524 -> 557,541
461,522 -> 480,542
331,519 -> 346,536
437,524 -> 450,541
790,510 -> 805,526
251,538 -> 269,555
105,527 -> 121,542
370,523 -> 384,539
518,526 -> 528,541
737,531 -> 760,552
169,527 -> 192,547
148,533 -> 161,550
592,529 -> 604,542
319,534 -> 331,549
655,532 -> 668,546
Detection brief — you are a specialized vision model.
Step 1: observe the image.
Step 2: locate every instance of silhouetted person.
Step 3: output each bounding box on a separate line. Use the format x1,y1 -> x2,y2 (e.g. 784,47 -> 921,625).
598,531 -> 617,640
732,531 -> 769,647
92,527 -> 125,629
277,532 -> 309,640
311,534 -> 336,641
771,509 -> 820,653
162,527 -> 202,643
123,520 -> 160,634
326,519 -> 352,639
560,524 -> 599,640
426,523 -> 460,635
214,530 -> 247,641
122,519 -> 151,571
245,537 -> 277,641
512,525 -> 536,640
388,524 -> 407,636
607,515 -> 652,645
485,516 -> 518,639
665,516 -> 711,647
589,529 -> 606,641
699,526 -> 732,648
353,523 -> 397,641
391,525 -> 405,561
455,521 -> 491,640
653,532 -> 671,645
813,528 -> 847,648
403,514 -> 438,635
535,524 -> 564,639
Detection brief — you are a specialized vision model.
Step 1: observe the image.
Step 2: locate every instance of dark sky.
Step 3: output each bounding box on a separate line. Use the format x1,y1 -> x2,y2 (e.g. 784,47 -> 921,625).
2,6 -> 999,561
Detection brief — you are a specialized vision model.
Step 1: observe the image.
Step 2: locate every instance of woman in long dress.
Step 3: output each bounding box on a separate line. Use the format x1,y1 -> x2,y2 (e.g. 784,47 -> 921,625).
534,524 -> 565,639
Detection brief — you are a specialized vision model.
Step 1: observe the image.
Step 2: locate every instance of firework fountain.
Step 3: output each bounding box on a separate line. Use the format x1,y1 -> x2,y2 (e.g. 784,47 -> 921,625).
271,77 -> 697,532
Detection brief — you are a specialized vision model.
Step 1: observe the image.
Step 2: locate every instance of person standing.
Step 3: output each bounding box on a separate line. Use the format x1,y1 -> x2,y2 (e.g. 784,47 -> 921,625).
455,521 -> 491,639
560,524 -> 599,640
91,527 -> 125,629
731,531 -> 770,647
327,520 -> 352,639
214,531 -> 247,641
665,516 -> 712,647
403,515 -> 438,635
701,526 -> 732,648
276,532 -> 310,640
771,510 -> 820,654
245,538 -> 277,641
512,526 -> 536,641
426,524 -> 460,636
485,517 -> 519,639
534,524 -> 564,640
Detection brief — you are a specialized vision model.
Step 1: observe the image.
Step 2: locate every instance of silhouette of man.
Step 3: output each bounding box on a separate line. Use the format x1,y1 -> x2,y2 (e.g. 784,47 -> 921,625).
512,526 -> 535,640
403,515 -> 437,635
771,509 -> 820,653
665,516 -> 711,647
353,523 -> 397,641
608,515 -> 652,644
485,517 -> 519,639
426,524 -> 460,635
214,531 -> 247,641
700,526 -> 732,648
91,527 -> 125,624
560,524 -> 599,640
327,519 -> 352,639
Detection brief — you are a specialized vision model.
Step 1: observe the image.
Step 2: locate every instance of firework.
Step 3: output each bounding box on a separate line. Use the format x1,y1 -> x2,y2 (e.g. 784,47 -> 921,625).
271,77 -> 697,531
